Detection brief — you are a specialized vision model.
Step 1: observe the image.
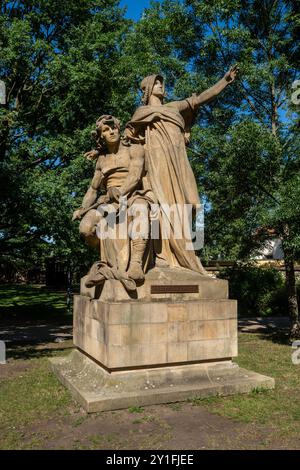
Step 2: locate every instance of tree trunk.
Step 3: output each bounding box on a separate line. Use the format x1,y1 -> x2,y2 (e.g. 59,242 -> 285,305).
283,243 -> 300,340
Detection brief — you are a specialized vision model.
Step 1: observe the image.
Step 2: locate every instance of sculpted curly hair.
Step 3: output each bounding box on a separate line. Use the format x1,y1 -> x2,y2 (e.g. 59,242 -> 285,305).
92,114 -> 121,152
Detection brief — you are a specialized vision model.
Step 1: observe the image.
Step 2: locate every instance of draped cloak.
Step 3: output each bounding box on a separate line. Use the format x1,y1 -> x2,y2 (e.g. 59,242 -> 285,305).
126,97 -> 206,274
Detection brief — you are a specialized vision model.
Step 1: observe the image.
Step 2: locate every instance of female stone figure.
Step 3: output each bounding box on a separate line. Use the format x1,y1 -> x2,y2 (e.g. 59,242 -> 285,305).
126,66 -> 238,273
72,115 -> 154,289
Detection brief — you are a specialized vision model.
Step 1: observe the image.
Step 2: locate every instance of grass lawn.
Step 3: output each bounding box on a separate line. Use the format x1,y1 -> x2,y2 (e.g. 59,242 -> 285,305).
192,333 -> 300,443
1,284 -> 300,449
0,284 -> 71,321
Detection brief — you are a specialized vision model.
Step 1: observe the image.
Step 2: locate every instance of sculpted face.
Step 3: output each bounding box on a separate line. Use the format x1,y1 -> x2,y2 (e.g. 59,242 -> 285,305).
151,78 -> 164,99
100,122 -> 120,145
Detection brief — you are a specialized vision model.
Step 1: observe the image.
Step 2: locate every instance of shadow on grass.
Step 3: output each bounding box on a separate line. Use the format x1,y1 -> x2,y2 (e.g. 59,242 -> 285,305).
0,284 -> 74,354
238,317 -> 291,345
1,322 -> 73,352
257,328 -> 290,345
6,344 -> 74,361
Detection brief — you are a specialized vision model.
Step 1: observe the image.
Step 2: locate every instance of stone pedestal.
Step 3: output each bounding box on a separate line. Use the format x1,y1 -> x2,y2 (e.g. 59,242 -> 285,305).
50,267 -> 274,411
72,295 -> 237,368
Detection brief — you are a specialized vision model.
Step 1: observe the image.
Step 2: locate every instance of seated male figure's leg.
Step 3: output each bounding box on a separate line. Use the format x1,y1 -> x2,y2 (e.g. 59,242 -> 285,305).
127,198 -> 150,281
79,209 -> 101,250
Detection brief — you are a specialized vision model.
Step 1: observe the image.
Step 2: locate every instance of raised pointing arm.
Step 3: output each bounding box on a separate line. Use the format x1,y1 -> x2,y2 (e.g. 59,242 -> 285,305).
193,65 -> 238,107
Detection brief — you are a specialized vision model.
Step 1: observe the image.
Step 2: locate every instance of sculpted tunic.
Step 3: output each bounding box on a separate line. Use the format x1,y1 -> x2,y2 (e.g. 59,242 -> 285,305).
85,144 -> 153,276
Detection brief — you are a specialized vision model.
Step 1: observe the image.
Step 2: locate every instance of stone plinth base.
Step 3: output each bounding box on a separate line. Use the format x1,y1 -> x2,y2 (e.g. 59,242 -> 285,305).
75,267 -> 237,369
50,349 -> 275,413
73,295 -> 237,369
50,267 -> 275,411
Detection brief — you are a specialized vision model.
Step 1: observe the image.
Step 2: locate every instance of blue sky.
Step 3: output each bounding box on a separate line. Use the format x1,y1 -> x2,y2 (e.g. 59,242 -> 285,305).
120,0 -> 154,20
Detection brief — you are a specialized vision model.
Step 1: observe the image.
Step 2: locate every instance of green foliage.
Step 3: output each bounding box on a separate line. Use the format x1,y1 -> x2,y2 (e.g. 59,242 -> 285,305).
0,0 -> 131,276
1,0 -> 300,309
181,0 -> 300,264
218,264 -> 300,317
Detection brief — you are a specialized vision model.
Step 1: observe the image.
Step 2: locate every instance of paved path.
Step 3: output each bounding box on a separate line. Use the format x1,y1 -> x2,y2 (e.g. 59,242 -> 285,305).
238,316 -> 289,332
0,320 -> 73,347
0,317 -> 289,349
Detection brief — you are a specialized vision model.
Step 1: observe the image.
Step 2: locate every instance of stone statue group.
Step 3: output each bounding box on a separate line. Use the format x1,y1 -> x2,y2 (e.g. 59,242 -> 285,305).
72,67 -> 238,291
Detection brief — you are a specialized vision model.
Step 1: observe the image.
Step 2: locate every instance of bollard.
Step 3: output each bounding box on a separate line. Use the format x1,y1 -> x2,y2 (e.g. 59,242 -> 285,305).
0,340 -> 6,364
0,80 -> 6,105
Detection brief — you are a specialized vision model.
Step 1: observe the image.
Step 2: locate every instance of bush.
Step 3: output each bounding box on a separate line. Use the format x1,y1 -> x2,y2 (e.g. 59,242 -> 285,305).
218,263 -> 299,317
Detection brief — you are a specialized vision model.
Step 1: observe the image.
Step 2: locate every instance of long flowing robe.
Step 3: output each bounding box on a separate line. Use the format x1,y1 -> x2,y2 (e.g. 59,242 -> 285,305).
126,97 -> 206,274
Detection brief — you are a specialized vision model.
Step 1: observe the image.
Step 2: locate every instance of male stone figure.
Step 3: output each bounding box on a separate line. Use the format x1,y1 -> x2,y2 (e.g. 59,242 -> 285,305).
72,115 -> 154,289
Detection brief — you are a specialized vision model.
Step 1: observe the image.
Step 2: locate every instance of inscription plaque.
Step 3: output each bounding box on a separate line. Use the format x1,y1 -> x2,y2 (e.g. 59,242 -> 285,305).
151,285 -> 199,294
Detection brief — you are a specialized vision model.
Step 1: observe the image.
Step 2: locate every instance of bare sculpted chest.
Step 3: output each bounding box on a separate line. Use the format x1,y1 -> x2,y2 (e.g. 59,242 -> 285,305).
96,146 -> 130,176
